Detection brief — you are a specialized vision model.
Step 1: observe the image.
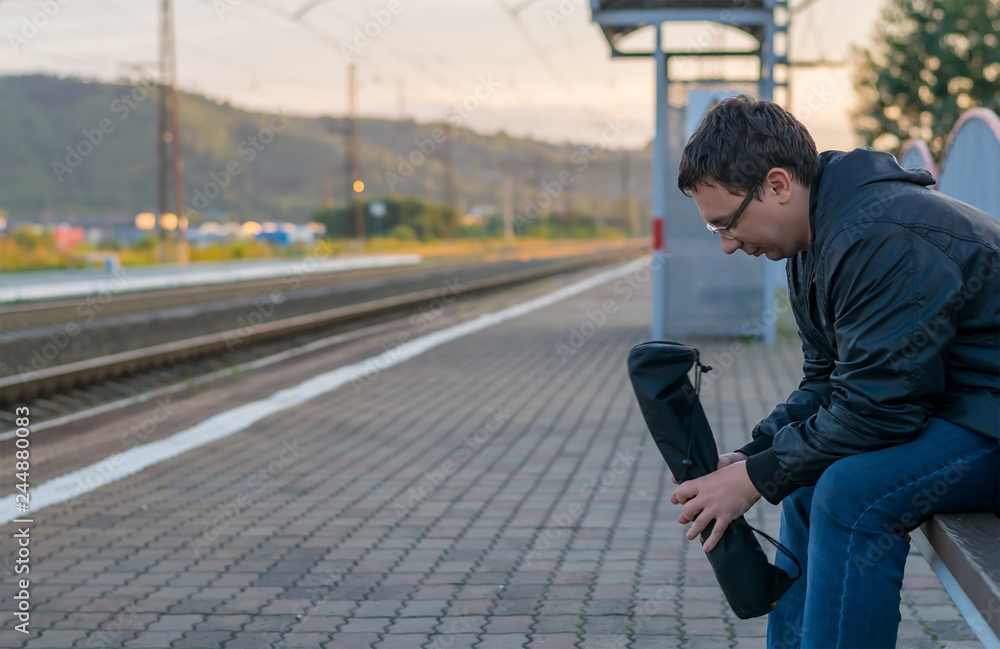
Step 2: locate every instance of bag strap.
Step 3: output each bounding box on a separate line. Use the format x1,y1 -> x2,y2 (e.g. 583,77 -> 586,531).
747,522 -> 803,581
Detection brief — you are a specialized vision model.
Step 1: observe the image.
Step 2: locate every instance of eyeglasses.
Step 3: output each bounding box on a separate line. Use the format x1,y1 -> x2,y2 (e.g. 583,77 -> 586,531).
705,180 -> 762,239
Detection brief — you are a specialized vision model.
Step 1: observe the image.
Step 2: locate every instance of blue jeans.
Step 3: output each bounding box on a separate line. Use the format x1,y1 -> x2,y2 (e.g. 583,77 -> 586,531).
767,417 -> 999,649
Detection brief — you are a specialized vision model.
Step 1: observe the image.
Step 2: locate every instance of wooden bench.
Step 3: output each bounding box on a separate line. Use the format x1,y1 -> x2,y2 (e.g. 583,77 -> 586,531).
910,512 -> 1000,648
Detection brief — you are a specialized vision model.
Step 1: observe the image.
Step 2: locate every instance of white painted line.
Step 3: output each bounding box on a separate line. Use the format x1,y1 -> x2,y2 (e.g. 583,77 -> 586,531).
0,257 -> 649,525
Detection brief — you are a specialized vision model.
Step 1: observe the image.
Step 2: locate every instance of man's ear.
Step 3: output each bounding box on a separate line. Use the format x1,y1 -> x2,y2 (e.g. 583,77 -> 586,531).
765,168 -> 794,205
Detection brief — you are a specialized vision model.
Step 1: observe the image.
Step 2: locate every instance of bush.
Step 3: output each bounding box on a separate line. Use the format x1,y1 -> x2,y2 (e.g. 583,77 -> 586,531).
388,223 -> 417,240
132,234 -> 157,251
312,196 -> 459,241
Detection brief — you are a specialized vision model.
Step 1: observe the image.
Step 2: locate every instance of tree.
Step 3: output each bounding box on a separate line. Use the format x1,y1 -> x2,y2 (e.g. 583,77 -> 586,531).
851,0 -> 1000,158
311,196 -> 459,241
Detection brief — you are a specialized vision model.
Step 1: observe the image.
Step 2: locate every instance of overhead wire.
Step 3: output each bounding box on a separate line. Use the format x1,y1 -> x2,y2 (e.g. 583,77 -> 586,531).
245,0 -> 494,107
491,0 -> 611,129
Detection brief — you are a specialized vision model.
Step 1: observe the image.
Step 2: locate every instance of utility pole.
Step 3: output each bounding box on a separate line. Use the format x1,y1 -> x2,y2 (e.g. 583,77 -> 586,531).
321,169 -> 334,208
502,163 -> 514,244
156,0 -> 169,263
532,150 -> 548,224
166,0 -> 186,264
443,122 -> 458,217
157,0 -> 185,264
347,63 -> 364,245
565,167 -> 574,216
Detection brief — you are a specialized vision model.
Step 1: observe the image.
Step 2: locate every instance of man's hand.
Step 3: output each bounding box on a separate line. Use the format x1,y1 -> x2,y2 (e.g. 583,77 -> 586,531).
669,451 -> 747,485
717,451 -> 748,470
670,461 -> 761,553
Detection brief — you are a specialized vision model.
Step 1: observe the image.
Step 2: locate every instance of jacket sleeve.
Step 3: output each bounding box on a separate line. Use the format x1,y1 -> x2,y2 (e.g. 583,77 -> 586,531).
736,329 -> 835,457
745,224 -> 960,504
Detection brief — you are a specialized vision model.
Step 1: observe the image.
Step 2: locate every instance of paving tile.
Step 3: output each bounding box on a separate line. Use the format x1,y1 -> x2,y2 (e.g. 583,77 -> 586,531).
352,600 -> 405,617
338,617 -> 393,634
242,616 -> 297,632
538,601 -> 585,616
526,633 -> 581,649
321,633 -> 382,649
194,615 -> 253,631
123,631 -> 184,647
682,615 -> 731,637
221,632 -> 284,648
475,634 -> 531,648
145,614 -> 204,631
532,615 -> 583,634
483,615 -> 534,634
447,600 -> 495,616
581,615 -> 629,635
682,637 -> 732,649
924,619 -> 980,640
287,615 -> 345,633
22,630 -> 89,648
397,600 -> 449,617
276,631 -> 334,647
170,631 -> 234,648
53,613 -> 116,630
423,634 -> 481,649
374,634 -> 430,648
577,634 -> 626,649
386,616 -> 439,634
492,599 -> 541,616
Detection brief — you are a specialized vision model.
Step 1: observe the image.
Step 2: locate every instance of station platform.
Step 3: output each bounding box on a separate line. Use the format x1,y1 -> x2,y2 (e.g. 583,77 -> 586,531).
0,255 -> 420,304
0,260 -> 980,649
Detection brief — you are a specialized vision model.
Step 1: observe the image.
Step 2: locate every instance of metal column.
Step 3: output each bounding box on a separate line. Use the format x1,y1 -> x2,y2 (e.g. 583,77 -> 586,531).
592,2 -> 788,343
651,24 -> 668,340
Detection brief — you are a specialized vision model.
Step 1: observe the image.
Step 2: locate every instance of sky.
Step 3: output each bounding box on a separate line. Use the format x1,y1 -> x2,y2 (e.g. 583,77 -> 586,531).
0,0 -> 888,151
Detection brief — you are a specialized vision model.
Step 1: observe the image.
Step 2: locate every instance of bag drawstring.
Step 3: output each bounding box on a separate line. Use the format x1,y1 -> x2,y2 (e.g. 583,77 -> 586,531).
693,349 -> 712,395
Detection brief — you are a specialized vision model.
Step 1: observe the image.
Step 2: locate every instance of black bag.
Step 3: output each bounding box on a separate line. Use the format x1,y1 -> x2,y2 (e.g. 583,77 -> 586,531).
627,340 -> 801,619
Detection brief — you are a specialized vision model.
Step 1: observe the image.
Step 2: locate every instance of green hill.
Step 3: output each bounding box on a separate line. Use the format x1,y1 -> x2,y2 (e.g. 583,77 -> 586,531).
0,74 -> 652,226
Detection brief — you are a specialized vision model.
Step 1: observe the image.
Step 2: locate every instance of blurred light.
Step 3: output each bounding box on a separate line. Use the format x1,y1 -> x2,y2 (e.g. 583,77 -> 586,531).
0,216 -> 7,231
306,221 -> 326,233
198,222 -> 223,235
353,180 -> 364,193
242,221 -> 262,236
163,131 -> 173,143
281,222 -> 296,233
160,213 -> 178,230
262,221 -> 279,233
135,212 -> 156,230
179,216 -> 188,231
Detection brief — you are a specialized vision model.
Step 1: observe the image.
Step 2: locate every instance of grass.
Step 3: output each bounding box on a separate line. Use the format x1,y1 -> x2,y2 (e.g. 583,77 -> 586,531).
0,230 -> 644,273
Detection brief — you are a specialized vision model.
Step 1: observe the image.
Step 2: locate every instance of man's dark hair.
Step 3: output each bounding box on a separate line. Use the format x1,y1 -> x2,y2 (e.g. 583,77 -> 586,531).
678,95 -> 818,198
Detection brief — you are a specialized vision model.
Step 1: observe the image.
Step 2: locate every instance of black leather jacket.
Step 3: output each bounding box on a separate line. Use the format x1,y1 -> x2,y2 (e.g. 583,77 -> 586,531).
740,149 -> 1000,504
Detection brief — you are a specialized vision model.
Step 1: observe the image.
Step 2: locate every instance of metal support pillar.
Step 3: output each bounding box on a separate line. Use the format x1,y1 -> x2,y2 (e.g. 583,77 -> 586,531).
760,1 -> 779,343
594,2 -> 788,343
651,23 -> 668,340
761,17 -> 775,101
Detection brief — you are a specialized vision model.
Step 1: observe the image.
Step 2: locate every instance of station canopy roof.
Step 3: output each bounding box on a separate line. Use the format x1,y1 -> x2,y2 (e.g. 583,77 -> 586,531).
592,1 -> 771,54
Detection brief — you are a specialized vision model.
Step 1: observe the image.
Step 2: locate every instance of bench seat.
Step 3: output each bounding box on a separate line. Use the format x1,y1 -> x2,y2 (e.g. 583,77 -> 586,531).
911,512 -> 1000,648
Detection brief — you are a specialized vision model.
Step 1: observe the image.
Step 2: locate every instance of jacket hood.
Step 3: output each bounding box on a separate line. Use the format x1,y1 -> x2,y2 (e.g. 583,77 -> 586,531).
809,148 -> 936,225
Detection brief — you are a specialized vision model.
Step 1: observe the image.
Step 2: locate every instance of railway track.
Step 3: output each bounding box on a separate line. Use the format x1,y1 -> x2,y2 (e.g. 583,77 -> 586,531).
0,247 -> 645,430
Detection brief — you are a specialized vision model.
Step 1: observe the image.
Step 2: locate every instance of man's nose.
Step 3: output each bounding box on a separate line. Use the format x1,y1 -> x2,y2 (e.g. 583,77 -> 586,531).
720,237 -> 741,255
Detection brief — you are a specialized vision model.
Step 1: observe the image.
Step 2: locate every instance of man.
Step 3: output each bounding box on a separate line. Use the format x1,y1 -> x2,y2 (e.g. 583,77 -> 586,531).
669,95 -> 1000,648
